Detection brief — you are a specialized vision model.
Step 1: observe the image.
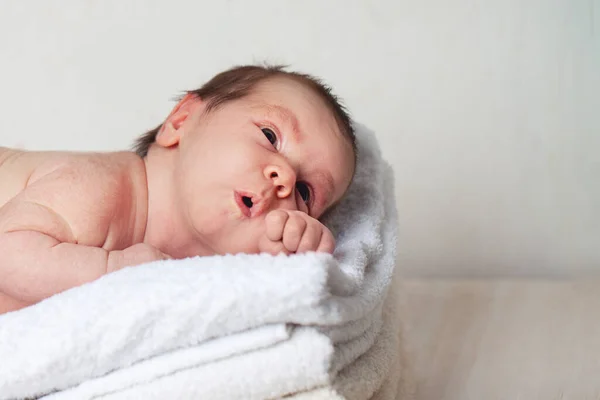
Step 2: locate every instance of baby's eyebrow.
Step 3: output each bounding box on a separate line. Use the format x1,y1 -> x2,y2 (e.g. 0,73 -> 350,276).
264,105 -> 302,142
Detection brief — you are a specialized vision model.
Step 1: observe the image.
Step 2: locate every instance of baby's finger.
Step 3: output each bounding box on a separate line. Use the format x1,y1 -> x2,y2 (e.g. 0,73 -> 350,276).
296,221 -> 322,253
265,210 -> 289,242
282,213 -> 307,253
316,227 -> 336,254
258,235 -> 290,255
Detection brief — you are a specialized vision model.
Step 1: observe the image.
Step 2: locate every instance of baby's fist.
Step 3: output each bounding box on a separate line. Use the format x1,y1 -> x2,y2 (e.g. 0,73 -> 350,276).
259,210 -> 335,255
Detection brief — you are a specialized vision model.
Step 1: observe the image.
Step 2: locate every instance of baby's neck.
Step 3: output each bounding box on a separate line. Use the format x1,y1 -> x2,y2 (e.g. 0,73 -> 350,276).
142,146 -> 215,258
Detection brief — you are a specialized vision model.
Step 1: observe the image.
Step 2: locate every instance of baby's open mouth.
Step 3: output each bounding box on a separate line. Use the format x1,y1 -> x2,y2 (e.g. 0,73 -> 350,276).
234,191 -> 267,218
242,196 -> 253,208
234,191 -> 254,218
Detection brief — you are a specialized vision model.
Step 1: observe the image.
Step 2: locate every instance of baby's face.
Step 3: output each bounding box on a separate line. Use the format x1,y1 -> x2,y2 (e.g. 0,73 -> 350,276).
162,77 -> 355,255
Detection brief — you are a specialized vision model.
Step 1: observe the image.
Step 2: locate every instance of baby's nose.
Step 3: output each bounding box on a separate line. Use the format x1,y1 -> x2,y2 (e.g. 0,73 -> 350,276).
264,164 -> 297,199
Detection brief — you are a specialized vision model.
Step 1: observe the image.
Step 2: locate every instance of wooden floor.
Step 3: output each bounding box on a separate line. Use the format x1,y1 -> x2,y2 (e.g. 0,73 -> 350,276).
400,279 -> 600,400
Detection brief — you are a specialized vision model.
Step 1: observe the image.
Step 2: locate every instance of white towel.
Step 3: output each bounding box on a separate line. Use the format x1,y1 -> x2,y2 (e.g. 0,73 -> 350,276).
290,271 -> 406,400
48,274 -> 404,400
0,123 -> 405,399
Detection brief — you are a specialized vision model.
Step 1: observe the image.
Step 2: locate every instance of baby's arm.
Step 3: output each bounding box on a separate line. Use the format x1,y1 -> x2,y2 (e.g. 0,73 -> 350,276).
0,157 -> 168,307
0,291 -> 30,314
258,210 -> 335,255
0,199 -> 168,305
0,228 -> 111,303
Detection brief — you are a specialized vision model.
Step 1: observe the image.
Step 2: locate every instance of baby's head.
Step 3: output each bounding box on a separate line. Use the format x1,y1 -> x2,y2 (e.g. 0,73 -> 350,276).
135,65 -> 356,256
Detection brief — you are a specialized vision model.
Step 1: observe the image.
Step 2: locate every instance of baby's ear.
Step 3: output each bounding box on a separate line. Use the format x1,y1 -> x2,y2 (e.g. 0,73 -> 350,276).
156,93 -> 203,148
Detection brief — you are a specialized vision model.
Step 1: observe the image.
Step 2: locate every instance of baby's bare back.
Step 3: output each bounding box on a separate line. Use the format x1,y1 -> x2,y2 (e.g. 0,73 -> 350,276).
0,147 -> 150,312
0,147 -> 147,246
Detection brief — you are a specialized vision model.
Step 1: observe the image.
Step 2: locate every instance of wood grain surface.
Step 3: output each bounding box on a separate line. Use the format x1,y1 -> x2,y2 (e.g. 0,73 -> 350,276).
400,279 -> 600,400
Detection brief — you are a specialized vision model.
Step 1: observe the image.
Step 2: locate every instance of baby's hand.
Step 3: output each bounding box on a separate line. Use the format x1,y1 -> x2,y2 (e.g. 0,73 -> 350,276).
259,210 -> 335,255
107,243 -> 172,273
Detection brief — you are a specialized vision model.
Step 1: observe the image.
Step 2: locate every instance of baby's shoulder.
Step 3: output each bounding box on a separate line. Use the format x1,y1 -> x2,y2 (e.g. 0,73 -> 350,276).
26,150 -> 144,191
60,151 -> 143,181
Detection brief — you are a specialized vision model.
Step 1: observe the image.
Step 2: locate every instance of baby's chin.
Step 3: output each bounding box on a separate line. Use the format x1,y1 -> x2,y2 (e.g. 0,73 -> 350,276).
185,209 -> 267,256
213,237 -> 262,256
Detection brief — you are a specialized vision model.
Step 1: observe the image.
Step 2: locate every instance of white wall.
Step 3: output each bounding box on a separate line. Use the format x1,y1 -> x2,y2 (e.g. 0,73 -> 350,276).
0,0 -> 598,276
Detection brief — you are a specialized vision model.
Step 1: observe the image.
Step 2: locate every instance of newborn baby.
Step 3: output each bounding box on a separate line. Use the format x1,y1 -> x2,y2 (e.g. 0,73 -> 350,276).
0,65 -> 356,314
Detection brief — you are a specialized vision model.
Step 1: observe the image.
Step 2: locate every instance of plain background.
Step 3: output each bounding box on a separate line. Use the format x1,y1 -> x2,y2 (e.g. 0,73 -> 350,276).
0,0 -> 598,277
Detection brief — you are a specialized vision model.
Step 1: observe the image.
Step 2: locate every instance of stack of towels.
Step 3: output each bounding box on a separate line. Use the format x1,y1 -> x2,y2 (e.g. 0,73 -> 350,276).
0,124 -> 410,399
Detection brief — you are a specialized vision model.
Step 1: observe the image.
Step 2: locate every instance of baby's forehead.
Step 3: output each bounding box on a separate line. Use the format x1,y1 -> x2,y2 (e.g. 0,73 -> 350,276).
246,81 -> 340,132
247,77 -> 329,109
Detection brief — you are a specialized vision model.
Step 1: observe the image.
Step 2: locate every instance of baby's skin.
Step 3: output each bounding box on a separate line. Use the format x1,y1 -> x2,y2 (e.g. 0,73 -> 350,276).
0,76 -> 355,314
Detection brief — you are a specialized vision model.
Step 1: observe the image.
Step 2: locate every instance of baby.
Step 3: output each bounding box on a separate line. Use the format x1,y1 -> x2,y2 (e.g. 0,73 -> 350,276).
0,65 -> 356,314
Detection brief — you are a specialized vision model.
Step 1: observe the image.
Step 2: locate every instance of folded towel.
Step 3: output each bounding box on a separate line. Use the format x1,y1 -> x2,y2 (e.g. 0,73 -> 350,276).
291,271 -> 406,400
0,123 -> 405,399
47,326 -> 334,400
52,277 -> 401,400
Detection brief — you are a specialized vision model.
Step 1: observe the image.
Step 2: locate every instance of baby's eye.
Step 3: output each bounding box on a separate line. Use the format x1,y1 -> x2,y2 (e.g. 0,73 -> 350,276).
296,182 -> 311,205
261,128 -> 277,146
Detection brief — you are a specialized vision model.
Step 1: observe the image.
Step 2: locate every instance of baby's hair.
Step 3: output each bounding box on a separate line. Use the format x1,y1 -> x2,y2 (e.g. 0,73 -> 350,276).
133,64 -> 355,158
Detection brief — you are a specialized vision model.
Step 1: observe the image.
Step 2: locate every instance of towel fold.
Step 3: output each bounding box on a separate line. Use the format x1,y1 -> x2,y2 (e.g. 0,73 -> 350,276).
46,327 -> 334,400
0,123 -> 406,400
